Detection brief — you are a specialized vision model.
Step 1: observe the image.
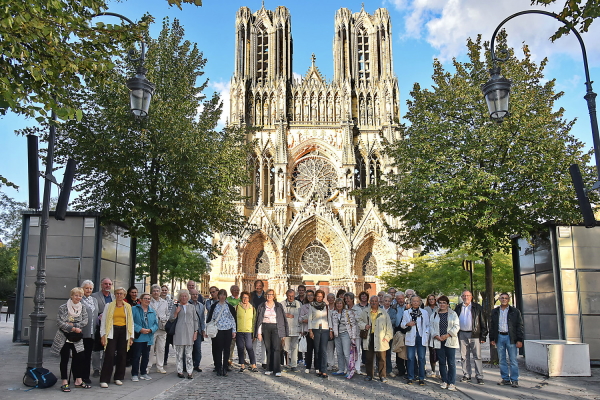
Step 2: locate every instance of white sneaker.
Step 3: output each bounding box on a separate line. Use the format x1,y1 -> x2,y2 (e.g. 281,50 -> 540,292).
140,374 -> 152,380
448,384 -> 457,391
440,382 -> 447,389
305,369 -> 310,373
316,370 -> 320,374
114,380 -> 123,385
275,372 -> 282,377
100,382 -> 108,388
157,367 -> 167,374
389,372 -> 396,378
131,376 -> 139,382
265,371 -> 273,375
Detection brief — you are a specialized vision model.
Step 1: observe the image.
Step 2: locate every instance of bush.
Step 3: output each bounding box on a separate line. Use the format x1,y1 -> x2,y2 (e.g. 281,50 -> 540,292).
0,278 -> 16,302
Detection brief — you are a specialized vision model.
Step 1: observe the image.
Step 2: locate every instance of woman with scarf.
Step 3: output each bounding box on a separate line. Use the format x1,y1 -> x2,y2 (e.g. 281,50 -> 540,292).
255,289 -> 289,377
80,280 -> 99,385
169,289 -> 199,379
308,289 -> 332,378
51,287 -> 90,391
99,287 -> 135,388
401,295 -> 430,385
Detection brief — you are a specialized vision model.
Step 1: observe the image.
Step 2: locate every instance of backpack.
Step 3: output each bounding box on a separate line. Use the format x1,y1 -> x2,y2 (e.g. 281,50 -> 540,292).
23,367 -> 58,389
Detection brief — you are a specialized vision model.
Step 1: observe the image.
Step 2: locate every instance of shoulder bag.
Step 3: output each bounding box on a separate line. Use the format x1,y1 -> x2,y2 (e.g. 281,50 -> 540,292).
359,313 -> 370,339
206,304 -> 227,338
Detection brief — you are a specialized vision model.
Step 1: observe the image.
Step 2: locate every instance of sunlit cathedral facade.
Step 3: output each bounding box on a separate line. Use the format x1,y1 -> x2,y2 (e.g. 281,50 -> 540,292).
209,5 -> 415,297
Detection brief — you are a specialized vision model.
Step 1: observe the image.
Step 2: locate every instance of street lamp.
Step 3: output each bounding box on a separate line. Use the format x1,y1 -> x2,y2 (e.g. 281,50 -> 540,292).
482,10 -> 600,225
25,11 -> 153,376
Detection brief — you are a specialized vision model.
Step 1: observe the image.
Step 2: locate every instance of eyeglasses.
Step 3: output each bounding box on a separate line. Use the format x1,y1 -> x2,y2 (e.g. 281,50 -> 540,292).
266,293 -> 274,296
115,292 -> 126,296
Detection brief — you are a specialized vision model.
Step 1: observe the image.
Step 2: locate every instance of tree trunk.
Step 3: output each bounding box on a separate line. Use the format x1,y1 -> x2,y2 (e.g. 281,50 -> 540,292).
149,224 -> 160,285
483,250 -> 498,363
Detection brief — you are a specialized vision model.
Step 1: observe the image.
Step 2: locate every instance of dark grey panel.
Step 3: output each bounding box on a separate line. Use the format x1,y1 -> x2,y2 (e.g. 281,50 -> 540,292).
565,315 -> 581,339
572,226 -> 600,248
539,314 -> 559,339
116,244 -> 130,265
518,239 -> 535,275
585,338 -> 600,360
578,271 -> 600,292
21,298 -> 65,341
48,217 -> 83,237
24,256 -> 38,278
79,258 -> 95,283
580,292 -> 600,314
523,314 -> 540,337
521,274 -> 537,294
522,294 -> 539,314
537,292 -> 557,315
100,260 -> 116,282
27,235 -> 40,256
534,245 -> 553,272
46,235 -> 83,258
115,263 -> 131,289
574,247 -> 600,270
558,245 -> 574,269
82,236 -> 96,258
535,271 -> 555,293
582,315 -> 600,340
46,257 -> 81,278
560,269 -> 577,292
563,291 -> 580,315
525,333 -> 541,341
102,238 -> 117,261
45,276 -> 79,298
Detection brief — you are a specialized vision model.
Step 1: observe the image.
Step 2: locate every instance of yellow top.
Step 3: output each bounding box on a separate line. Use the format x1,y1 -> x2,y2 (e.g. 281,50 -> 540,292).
113,305 -> 126,326
370,310 -> 379,334
236,304 -> 255,333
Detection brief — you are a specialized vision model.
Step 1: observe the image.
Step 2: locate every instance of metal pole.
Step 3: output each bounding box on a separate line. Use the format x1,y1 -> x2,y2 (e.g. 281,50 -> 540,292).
26,109 -> 56,370
489,10 -> 600,183
470,261 -> 474,297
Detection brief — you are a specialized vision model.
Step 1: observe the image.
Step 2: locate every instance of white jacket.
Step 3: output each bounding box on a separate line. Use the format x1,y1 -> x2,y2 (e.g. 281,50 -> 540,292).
428,309 -> 460,349
401,308 -> 430,347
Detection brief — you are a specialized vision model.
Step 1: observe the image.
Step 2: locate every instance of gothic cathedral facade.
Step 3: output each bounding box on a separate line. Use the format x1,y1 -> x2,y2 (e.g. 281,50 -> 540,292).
209,5 -> 414,297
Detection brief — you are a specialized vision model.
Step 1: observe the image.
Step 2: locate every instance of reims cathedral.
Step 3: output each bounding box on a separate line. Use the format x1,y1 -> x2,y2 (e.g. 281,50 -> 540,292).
210,5 -> 415,297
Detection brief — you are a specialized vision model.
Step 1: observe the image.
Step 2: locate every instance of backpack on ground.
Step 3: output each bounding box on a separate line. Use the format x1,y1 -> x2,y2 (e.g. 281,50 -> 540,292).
23,367 -> 58,389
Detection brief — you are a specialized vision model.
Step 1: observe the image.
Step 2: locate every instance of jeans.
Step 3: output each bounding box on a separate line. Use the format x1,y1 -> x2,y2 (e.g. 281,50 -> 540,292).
407,333 -> 426,380
312,328 -> 329,374
192,336 -> 203,368
334,332 -> 351,373
262,323 -> 282,373
237,332 -> 256,366
496,334 -> 519,382
436,341 -> 456,384
131,341 -> 151,376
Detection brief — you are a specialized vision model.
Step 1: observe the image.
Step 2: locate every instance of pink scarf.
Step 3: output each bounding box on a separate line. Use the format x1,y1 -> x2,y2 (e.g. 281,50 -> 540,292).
67,299 -> 82,318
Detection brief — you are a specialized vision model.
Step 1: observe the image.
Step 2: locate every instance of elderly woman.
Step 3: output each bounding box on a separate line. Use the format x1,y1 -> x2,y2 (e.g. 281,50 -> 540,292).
256,289 -> 289,377
358,295 -> 393,382
149,284 -> 169,374
99,287 -> 134,388
169,289 -> 198,379
382,294 -> 397,377
429,295 -> 460,391
331,298 -> 352,377
298,290 -> 316,373
401,295 -> 430,385
308,289 -> 332,378
282,289 -> 302,372
326,292 -> 337,372
51,287 -> 90,391
236,291 -> 257,372
343,292 -> 362,378
131,293 -> 159,382
80,280 -> 98,385
357,291 -> 369,309
424,294 -> 439,377
206,289 -> 236,377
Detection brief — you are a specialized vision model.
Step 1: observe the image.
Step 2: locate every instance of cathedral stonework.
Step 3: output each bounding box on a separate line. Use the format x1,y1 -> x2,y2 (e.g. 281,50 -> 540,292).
210,5 -> 415,297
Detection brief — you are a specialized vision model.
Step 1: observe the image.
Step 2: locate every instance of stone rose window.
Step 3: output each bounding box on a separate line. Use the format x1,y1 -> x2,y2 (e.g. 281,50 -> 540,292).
362,252 -> 377,276
255,250 -> 270,274
301,240 -> 331,275
292,156 -> 338,202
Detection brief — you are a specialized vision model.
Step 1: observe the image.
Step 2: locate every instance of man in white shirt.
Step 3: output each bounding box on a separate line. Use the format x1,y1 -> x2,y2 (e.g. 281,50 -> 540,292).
454,290 -> 488,385
283,289 -> 302,372
150,284 -> 169,373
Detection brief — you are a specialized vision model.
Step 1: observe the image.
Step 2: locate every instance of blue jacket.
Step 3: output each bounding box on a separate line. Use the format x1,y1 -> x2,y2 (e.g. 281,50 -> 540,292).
133,304 -> 159,345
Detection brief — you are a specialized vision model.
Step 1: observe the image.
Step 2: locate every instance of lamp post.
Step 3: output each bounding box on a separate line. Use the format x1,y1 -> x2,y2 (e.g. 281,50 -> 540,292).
482,10 -> 599,225
25,12 -> 154,374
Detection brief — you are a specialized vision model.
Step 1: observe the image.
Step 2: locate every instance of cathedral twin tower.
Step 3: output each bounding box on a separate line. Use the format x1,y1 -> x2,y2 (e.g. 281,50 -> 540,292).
210,5 -> 413,297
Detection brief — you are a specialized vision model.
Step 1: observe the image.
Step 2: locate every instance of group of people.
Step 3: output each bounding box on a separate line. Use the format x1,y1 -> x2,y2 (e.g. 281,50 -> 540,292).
51,279 -> 524,393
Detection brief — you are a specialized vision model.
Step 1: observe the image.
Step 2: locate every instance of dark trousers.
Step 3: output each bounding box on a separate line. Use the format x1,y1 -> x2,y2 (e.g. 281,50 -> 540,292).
130,341 -> 150,376
378,339 -> 394,374
164,333 -> 173,364
365,333 -> 386,378
304,335 -> 317,369
212,329 -> 232,372
81,338 -> 94,382
312,328 -> 329,374
100,325 -> 127,383
396,355 -> 407,376
429,345 -> 438,372
60,342 -> 84,380
192,336 -> 203,368
262,323 -> 282,373
236,332 -> 256,366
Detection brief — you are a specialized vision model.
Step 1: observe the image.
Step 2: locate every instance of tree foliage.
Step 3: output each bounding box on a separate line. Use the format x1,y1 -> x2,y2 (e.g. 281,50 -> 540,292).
532,0 -> 600,40
381,249 -> 514,304
32,18 -> 249,284
136,239 -> 208,285
360,33 -> 595,315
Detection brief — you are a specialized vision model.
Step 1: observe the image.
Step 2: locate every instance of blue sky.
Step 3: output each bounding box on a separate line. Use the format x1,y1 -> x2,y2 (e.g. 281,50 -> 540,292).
2,0 -> 599,204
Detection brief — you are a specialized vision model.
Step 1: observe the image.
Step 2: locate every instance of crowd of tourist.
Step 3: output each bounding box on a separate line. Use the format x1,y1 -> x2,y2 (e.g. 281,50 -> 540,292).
51,279 -> 524,393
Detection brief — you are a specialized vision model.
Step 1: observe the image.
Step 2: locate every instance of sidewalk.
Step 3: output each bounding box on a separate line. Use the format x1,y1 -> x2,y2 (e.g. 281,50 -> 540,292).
1,314 -> 599,399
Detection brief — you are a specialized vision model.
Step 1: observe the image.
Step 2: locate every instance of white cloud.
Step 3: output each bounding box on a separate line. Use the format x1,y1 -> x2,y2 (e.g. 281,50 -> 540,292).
210,80 -> 230,129
293,72 -> 302,83
395,0 -> 600,66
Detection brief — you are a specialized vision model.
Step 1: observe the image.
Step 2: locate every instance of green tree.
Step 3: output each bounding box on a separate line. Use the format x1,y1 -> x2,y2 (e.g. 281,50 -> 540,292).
43,18 -> 249,284
360,33 -> 595,319
0,192 -> 26,300
381,249 -> 514,304
532,0 -> 599,40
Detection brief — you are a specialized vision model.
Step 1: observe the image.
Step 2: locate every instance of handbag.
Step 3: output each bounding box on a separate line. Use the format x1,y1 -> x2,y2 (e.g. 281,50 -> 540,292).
64,330 -> 83,342
206,303 -> 227,338
359,313 -> 370,339
298,335 -> 307,353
